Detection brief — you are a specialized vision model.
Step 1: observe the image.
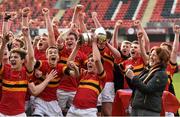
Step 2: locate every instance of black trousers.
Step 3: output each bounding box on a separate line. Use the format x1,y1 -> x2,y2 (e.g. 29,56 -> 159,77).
131,108 -> 160,116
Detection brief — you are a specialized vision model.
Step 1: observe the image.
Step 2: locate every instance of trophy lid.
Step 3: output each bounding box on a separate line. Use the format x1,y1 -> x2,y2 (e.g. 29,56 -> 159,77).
95,27 -> 106,36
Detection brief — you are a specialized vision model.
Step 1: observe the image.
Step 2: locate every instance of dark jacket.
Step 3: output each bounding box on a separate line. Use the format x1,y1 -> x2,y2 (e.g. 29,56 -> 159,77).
130,65 -> 168,113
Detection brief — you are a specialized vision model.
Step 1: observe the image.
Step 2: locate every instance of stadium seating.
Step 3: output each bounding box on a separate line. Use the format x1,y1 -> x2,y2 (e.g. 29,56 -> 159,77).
0,0 -> 59,33
150,0 -> 180,22
60,0 -> 148,29
0,0 -> 179,33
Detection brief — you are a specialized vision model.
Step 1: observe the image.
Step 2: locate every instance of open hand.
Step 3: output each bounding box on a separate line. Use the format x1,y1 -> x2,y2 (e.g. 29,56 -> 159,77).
46,69 -> 58,81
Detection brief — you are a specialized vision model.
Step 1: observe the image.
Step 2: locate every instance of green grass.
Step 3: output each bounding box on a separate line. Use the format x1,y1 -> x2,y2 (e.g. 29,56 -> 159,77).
172,73 -> 180,113
173,73 -> 180,99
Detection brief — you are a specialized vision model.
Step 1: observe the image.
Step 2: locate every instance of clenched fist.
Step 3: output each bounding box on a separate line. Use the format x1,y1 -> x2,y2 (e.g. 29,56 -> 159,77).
42,8 -> 49,15
22,7 -> 30,17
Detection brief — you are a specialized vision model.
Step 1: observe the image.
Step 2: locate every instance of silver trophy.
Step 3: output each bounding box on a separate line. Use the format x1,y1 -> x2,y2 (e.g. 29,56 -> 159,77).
78,33 -> 92,44
79,27 -> 107,44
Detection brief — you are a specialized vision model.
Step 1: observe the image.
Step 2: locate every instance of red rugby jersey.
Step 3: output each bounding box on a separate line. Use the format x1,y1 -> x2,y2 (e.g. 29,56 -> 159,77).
0,64 -> 33,115
0,75 -> 2,100
35,60 -> 66,101
121,56 -> 145,88
58,47 -> 87,92
99,47 -> 114,82
79,46 -> 114,82
114,51 -> 130,64
79,43 -> 92,56
34,47 -> 47,60
165,61 -> 177,91
73,69 -> 106,109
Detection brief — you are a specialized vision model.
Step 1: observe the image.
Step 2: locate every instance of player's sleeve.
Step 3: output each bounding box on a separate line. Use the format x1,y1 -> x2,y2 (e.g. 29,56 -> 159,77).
98,70 -> 106,81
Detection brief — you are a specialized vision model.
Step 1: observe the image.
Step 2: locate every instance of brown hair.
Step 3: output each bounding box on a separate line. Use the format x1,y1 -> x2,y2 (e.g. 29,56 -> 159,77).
132,40 -> 139,45
13,38 -> 25,49
160,42 -> 172,51
10,48 -> 27,60
46,46 -> 59,55
68,32 -> 78,40
151,47 -> 170,68
106,31 -> 112,40
122,40 -> 132,45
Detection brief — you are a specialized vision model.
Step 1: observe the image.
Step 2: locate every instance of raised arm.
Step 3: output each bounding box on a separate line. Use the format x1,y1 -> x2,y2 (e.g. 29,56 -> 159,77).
106,42 -> 121,59
66,39 -> 83,78
67,61 -> 80,78
0,33 -> 9,63
66,44 -> 80,78
111,20 -> 122,48
28,69 -> 57,96
78,12 -> 88,33
134,20 -> 150,52
57,5 -> 82,49
92,35 -> 104,74
2,12 -> 16,36
52,17 -> 60,39
2,12 -> 10,36
22,27 -> 35,72
171,25 -> 180,63
67,40 -> 81,62
72,4 -> 83,24
57,23 -> 78,50
42,8 -> 56,47
22,7 -> 30,27
137,31 -> 149,65
91,12 -> 102,28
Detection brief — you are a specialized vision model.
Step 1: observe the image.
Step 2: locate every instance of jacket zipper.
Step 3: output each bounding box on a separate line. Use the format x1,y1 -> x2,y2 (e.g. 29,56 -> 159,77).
144,95 -> 147,104
132,91 -> 138,105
